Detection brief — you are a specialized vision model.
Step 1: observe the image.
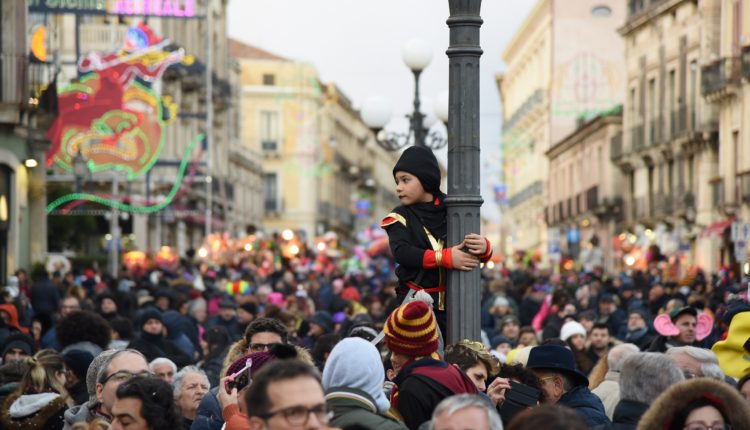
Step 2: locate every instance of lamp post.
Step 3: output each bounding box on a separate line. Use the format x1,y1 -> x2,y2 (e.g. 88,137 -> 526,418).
445,0 -> 483,343
362,39 -> 449,151
71,150 -> 88,193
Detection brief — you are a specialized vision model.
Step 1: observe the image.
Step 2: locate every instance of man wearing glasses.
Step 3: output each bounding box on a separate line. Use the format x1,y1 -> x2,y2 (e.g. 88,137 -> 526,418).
63,349 -> 150,429
246,359 -> 331,430
193,318 -> 289,430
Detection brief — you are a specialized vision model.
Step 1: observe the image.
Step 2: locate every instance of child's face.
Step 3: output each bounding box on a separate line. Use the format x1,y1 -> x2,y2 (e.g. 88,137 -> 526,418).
394,171 -> 432,205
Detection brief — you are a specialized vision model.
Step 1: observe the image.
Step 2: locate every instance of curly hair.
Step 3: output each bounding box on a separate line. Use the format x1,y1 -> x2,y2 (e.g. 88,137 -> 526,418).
56,310 -> 112,350
221,318 -> 288,379
115,376 -> 182,428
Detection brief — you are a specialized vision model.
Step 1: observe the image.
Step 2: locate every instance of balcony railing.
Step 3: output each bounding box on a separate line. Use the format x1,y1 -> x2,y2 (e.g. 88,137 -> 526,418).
610,133 -> 623,160
711,178 -> 724,207
742,45 -> 750,80
702,57 -> 741,95
631,124 -> 644,151
649,117 -> 660,145
586,186 -> 599,212
80,24 -> 129,53
671,106 -> 687,138
0,54 -> 27,106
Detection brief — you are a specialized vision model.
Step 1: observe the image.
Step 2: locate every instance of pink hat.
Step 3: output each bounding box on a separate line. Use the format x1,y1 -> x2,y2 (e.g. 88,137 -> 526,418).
267,292 -> 285,307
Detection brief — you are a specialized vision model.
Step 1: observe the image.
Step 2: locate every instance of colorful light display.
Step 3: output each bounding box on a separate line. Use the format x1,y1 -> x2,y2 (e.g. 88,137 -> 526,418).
46,22 -> 184,180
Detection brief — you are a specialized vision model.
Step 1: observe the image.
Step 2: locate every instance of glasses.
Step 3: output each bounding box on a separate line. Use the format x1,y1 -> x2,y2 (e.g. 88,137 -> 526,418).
538,376 -> 558,384
101,370 -> 152,385
684,424 -> 731,430
249,342 -> 281,352
683,370 -> 697,379
259,403 -> 332,426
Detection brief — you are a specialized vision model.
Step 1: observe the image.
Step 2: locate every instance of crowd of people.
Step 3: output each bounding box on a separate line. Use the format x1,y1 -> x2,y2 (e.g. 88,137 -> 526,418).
0,259 -> 749,430
0,146 -> 749,429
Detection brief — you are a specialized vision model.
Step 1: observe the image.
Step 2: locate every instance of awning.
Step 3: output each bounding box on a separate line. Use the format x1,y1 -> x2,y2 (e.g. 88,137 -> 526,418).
700,219 -> 733,239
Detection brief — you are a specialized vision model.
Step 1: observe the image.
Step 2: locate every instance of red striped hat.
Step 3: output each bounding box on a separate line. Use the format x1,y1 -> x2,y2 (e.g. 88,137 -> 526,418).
384,300 -> 438,357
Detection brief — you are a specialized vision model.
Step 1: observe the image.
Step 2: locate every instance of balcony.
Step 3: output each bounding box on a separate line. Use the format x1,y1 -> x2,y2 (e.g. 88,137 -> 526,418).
649,117 -> 660,146
610,133 -> 623,160
711,178 -> 724,207
586,186 -> 599,212
631,124 -> 644,151
670,106 -> 687,138
0,54 -> 27,122
627,0 -> 667,19
702,57 -> 741,96
80,24 -> 129,53
742,45 -> 750,80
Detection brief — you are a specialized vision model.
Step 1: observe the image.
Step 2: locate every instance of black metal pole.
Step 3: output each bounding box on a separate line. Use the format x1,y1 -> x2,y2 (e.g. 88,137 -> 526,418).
445,0 -> 483,344
411,70 -> 426,147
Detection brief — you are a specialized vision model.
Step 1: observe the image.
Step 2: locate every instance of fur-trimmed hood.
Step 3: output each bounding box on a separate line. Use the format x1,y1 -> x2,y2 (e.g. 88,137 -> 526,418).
637,378 -> 750,430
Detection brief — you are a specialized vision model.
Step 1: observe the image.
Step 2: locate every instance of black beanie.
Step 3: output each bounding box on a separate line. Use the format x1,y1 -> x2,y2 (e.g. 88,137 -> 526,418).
62,349 -> 95,380
139,308 -> 163,327
393,146 -> 441,194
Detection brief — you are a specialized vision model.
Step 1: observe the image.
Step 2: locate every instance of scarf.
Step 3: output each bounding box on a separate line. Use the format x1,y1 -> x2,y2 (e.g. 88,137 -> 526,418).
408,193 -> 447,242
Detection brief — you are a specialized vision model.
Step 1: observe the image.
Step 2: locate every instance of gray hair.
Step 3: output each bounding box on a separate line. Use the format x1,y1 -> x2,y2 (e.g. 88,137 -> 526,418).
430,394 -> 503,430
149,357 -> 177,374
188,298 -> 207,317
96,349 -> 148,385
619,352 -> 684,403
607,343 -> 639,372
172,365 -> 210,397
665,346 -> 724,380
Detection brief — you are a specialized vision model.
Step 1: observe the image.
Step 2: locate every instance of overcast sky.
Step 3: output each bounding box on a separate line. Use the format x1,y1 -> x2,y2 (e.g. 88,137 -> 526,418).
227,0 -> 537,222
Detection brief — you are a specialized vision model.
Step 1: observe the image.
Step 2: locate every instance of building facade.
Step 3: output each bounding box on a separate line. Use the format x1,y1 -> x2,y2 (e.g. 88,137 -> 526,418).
546,111 -> 624,272
497,0 -> 626,265
0,0 -> 51,282
231,39 -> 398,247
24,0 -> 256,263
705,0 -> 750,267
614,0 -> 724,272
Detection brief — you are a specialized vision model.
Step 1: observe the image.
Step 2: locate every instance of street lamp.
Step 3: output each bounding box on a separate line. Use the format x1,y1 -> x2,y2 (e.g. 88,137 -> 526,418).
362,39 -> 449,151
71,150 -> 89,193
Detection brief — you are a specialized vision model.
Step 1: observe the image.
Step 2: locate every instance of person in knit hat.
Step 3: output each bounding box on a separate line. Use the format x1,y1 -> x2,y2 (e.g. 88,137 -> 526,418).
217,343 -> 298,430
382,146 -> 493,335
126,308 -> 192,367
384,300 -> 477,430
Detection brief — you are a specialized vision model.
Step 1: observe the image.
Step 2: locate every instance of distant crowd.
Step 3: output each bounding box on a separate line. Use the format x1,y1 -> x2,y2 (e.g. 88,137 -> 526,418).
0,260 -> 749,429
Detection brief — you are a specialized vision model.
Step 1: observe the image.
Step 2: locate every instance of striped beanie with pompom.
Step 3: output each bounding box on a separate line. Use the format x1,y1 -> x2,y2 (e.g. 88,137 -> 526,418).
384,300 -> 438,357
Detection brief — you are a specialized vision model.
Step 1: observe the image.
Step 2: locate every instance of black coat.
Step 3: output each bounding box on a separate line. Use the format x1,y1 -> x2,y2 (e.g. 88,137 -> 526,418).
127,334 -> 192,368
30,279 -> 61,316
558,385 -> 611,427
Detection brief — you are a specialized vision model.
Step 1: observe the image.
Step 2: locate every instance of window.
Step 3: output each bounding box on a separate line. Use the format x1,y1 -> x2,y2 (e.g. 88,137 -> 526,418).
263,173 -> 278,212
260,111 -> 279,151
591,5 -> 612,17
262,74 -> 275,86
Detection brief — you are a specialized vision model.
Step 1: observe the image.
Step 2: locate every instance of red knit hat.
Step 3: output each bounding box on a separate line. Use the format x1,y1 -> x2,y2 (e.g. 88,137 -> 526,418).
384,300 -> 438,357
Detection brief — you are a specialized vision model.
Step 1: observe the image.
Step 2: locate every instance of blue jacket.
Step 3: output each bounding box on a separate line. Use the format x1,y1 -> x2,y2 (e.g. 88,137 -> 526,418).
559,385 -> 611,427
190,387 -> 223,430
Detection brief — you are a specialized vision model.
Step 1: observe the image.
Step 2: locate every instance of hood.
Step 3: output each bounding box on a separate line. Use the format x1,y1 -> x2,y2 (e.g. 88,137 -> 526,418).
9,392 -> 60,418
64,403 -> 93,426
61,341 -> 103,358
322,338 -> 390,414
0,304 -> 28,334
637,378 -> 750,430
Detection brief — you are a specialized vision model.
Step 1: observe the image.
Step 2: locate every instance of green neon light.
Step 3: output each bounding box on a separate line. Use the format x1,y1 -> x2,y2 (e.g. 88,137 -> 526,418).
47,133 -> 205,214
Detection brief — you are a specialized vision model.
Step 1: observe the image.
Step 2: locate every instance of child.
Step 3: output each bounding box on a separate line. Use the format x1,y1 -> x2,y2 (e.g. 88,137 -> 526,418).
381,146 -> 492,333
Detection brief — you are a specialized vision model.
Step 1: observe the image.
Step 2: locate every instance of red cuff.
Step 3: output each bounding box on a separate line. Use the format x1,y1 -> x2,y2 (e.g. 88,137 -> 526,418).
479,238 -> 493,262
442,248 -> 453,269
423,250 -> 438,269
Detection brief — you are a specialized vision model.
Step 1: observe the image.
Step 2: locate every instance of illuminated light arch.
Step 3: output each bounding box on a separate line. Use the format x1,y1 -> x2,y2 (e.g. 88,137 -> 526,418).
47,134 -> 204,214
